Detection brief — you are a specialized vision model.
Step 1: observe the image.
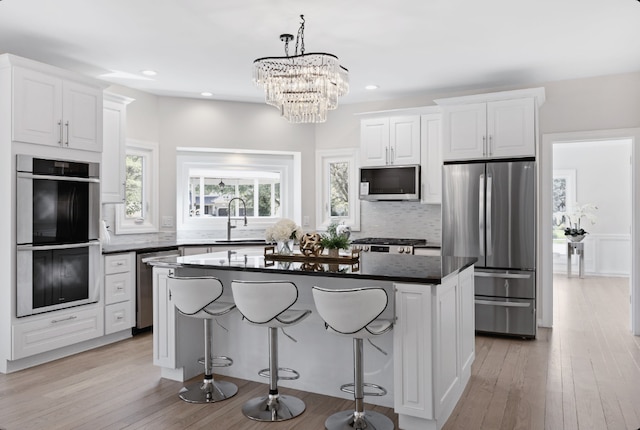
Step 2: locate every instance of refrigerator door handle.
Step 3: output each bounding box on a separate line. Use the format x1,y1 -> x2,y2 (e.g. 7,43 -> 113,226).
475,272 -> 532,280
486,174 -> 492,259
479,174 -> 485,257
475,299 -> 531,308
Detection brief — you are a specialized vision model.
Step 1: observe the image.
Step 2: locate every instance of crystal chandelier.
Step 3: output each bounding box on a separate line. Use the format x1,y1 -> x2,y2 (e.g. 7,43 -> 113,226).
253,15 -> 349,124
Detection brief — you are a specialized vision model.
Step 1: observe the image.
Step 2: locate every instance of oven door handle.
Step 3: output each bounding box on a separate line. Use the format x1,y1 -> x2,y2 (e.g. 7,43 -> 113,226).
474,299 -> 531,308
17,172 -> 100,183
17,240 -> 101,252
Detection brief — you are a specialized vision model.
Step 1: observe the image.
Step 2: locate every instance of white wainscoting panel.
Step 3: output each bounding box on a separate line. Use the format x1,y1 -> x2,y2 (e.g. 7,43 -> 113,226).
552,234 -> 630,277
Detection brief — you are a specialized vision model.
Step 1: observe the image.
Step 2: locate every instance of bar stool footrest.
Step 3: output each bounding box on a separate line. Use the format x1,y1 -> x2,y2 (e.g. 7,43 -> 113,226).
197,355 -> 234,367
340,382 -> 387,397
258,367 -> 300,381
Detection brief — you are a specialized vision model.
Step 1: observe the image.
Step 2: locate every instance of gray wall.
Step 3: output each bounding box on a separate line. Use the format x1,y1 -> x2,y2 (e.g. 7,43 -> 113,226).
106,71 -> 640,241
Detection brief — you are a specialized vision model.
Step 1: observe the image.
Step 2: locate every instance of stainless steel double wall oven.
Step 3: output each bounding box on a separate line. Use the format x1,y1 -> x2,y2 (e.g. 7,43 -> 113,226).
16,155 -> 101,317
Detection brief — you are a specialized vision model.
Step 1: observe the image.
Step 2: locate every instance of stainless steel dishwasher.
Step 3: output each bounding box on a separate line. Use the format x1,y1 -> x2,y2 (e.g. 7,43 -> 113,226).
136,249 -> 181,330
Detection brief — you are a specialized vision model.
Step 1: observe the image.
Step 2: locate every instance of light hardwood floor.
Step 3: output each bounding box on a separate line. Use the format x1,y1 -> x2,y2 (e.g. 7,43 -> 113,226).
1,276 -> 639,430
444,275 -> 640,430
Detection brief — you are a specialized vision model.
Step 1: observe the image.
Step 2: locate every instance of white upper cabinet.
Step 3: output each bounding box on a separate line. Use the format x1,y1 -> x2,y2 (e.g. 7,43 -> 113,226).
420,113 -> 442,204
436,88 -> 544,162
12,63 -> 103,152
102,93 -> 134,203
361,115 -> 420,166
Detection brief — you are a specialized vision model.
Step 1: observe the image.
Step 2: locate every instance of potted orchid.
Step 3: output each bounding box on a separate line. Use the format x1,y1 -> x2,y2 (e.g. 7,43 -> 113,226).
554,203 -> 598,242
265,218 -> 303,255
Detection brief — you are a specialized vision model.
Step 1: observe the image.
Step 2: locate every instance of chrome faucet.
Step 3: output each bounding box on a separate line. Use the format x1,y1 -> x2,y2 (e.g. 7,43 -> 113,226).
227,197 -> 247,241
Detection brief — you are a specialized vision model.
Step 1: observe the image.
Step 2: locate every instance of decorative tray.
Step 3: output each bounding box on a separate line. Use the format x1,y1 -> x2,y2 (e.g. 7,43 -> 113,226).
263,246 -> 360,264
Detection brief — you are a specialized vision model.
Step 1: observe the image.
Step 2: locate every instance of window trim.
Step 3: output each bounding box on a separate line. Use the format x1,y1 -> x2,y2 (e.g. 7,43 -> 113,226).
115,139 -> 159,234
315,148 -> 360,232
175,148 -> 302,232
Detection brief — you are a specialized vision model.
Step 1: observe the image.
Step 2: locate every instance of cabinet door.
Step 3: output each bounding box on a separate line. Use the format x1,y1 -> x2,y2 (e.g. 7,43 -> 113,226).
360,117 -> 390,166
105,302 -> 133,335
435,275 -> 460,416
487,98 -> 535,158
12,306 -> 104,360
153,267 -> 176,368
394,283 -> 434,419
12,67 -> 63,146
62,81 -> 102,152
441,103 -> 486,161
104,272 -> 133,305
420,113 -> 442,204
390,115 -> 421,165
102,99 -> 127,203
459,266 -> 475,377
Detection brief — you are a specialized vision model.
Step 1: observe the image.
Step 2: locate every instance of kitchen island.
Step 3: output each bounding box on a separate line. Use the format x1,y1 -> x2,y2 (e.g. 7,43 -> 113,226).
151,248 -> 475,430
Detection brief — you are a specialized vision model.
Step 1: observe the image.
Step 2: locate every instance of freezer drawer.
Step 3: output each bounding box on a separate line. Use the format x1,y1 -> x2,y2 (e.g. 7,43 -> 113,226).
474,270 -> 535,299
475,296 -> 536,338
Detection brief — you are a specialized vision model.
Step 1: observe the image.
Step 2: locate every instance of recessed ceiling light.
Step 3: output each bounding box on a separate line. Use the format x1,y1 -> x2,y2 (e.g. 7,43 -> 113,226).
365,85 -> 379,90
201,92 -> 213,97
141,70 -> 157,76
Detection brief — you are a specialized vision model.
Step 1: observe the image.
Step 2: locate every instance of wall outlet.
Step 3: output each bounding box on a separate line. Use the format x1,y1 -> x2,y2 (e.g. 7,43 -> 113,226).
303,216 -> 310,227
162,216 -> 174,227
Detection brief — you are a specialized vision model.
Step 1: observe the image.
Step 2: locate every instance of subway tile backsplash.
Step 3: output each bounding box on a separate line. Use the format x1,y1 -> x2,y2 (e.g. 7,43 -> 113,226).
356,201 -> 441,244
102,202 -> 442,246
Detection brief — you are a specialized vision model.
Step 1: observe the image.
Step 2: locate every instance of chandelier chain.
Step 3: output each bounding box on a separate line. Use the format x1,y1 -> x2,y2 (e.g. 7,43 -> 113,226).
295,14 -> 305,55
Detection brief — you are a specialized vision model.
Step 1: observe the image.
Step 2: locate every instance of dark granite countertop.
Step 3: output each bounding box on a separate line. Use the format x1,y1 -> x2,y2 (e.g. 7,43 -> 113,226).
101,239 -> 267,254
148,247 -> 475,284
102,240 -> 441,255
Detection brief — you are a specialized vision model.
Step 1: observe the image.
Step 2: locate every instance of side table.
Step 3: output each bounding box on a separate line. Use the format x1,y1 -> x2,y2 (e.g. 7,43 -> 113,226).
567,241 -> 585,278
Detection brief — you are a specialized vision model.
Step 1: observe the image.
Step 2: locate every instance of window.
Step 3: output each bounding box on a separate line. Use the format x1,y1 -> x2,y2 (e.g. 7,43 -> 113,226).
187,171 -> 280,218
176,148 -> 301,231
316,148 -> 360,231
115,140 -> 159,234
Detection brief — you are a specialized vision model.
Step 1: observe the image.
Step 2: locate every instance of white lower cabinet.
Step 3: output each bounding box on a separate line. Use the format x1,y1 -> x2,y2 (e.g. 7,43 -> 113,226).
105,302 -> 132,335
152,267 -> 175,368
103,252 -> 136,334
12,306 -> 104,360
394,265 -> 475,429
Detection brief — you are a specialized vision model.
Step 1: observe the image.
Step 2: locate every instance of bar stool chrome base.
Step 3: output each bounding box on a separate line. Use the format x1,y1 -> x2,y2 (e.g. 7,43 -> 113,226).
242,393 -> 306,422
178,378 -> 238,404
324,410 -> 394,430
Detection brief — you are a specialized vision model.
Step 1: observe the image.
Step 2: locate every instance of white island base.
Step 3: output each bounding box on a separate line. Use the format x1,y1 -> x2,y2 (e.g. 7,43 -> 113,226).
153,263 -> 474,430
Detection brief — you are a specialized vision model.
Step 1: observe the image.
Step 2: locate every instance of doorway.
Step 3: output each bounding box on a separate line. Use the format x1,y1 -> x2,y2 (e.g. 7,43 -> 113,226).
540,129 -> 640,335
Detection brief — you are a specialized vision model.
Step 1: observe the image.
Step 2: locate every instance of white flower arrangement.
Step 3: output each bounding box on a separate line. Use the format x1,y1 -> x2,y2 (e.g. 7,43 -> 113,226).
265,218 -> 303,243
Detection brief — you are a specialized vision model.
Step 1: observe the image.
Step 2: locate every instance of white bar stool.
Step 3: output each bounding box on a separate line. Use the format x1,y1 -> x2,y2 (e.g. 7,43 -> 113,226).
167,275 -> 238,403
312,286 -> 394,430
231,280 -> 312,422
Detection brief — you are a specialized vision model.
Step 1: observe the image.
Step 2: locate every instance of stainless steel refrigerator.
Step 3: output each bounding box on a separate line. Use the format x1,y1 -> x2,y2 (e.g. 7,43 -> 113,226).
442,158 -> 536,338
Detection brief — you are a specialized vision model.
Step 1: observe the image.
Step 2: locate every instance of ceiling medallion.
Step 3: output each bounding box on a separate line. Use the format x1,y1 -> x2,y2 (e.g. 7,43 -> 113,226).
253,15 -> 349,124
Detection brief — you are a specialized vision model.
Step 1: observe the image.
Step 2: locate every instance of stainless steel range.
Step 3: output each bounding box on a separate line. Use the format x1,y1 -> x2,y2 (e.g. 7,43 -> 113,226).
351,238 -> 427,255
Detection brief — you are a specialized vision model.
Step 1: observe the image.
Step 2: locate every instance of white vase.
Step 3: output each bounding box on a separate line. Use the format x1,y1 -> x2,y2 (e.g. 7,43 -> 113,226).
565,234 -> 585,242
277,239 -> 294,255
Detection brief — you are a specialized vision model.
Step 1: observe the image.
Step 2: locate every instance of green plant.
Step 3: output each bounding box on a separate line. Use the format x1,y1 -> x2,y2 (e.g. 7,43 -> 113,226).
320,221 -> 350,250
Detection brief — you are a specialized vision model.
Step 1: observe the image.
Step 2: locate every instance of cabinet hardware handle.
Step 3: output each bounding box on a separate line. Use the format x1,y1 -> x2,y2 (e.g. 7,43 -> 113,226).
65,121 -> 70,146
390,147 -> 394,164
482,136 -> 487,157
122,182 -> 126,201
488,135 -> 492,156
385,147 -> 388,164
51,315 -> 78,324
58,120 -> 63,145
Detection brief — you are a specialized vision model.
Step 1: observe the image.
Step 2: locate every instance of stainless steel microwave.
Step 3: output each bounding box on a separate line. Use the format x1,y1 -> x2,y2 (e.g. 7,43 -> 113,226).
359,164 -> 420,201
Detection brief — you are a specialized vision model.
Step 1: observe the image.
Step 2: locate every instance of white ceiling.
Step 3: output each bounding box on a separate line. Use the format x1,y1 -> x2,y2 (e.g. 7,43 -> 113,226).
1,0 -> 639,105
